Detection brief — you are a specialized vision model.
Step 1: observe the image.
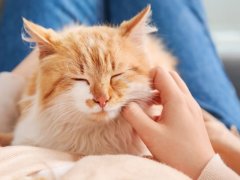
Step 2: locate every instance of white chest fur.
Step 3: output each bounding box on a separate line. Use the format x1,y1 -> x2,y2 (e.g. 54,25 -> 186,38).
12,106 -> 147,155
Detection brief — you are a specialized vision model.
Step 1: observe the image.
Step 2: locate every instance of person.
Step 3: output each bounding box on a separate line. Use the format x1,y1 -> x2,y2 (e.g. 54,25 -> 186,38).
123,67 -> 240,179
0,0 -> 240,130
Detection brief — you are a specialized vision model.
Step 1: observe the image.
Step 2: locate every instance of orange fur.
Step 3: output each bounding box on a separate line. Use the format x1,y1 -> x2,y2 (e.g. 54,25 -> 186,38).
20,6 -> 175,113
12,6 -> 176,155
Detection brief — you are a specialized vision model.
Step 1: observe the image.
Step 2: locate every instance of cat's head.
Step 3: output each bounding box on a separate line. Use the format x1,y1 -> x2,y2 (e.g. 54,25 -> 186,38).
23,5 -> 157,122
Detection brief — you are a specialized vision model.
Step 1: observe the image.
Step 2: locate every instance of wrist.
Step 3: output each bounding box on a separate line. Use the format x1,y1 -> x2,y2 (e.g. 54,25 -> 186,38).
181,145 -> 215,179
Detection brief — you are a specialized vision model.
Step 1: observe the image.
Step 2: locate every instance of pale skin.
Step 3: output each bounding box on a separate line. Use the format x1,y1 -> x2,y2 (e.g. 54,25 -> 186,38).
12,50 -> 38,78
204,110 -> 240,174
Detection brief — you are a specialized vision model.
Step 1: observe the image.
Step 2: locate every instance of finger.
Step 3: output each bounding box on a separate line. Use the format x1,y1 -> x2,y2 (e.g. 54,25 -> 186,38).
169,71 -> 191,95
151,67 -> 182,103
153,115 -> 161,122
122,102 -> 160,140
147,90 -> 161,105
149,68 -> 157,89
136,102 -> 156,119
144,90 -> 159,106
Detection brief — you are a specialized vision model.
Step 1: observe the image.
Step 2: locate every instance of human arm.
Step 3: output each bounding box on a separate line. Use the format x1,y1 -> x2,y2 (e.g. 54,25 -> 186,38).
204,110 -> 240,174
0,50 -> 38,133
12,50 -> 38,79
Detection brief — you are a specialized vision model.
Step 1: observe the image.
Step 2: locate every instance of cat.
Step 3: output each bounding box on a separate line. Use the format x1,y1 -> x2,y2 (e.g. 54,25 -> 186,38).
8,5 -> 176,155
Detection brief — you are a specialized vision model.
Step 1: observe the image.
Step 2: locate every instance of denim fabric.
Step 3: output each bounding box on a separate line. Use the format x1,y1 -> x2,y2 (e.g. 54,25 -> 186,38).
0,0 -> 240,129
0,0 -> 105,71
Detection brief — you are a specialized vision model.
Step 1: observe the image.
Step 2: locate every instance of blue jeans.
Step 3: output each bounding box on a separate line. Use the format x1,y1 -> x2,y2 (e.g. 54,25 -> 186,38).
1,0 -> 240,129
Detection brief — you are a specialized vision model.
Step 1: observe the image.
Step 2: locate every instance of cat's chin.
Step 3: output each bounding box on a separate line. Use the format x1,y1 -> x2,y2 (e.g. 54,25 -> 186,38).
90,109 -> 120,122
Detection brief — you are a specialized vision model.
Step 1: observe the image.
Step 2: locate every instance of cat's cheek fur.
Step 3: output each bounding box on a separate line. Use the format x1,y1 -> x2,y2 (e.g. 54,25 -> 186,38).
125,79 -> 152,103
70,82 -> 100,114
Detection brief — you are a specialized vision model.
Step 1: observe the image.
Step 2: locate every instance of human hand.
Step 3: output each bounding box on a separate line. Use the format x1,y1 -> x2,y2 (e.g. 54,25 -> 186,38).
122,67 -> 214,179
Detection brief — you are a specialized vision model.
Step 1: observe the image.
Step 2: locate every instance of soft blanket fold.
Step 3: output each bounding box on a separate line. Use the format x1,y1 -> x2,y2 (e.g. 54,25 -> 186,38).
0,146 -> 190,180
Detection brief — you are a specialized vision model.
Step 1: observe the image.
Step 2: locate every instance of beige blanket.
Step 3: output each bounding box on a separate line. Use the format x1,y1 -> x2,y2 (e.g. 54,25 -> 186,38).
0,146 -> 190,180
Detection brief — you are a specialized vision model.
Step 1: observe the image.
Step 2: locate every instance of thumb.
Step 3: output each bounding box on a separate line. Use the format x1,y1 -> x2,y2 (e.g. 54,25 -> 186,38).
122,102 -> 161,142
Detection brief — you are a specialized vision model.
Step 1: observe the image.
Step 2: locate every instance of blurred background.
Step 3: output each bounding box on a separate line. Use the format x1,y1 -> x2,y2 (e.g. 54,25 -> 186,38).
204,0 -> 240,96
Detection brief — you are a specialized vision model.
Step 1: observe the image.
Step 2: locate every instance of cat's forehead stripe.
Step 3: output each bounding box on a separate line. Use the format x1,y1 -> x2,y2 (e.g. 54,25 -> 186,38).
69,33 -> 120,74
110,57 -> 115,70
79,63 -> 84,74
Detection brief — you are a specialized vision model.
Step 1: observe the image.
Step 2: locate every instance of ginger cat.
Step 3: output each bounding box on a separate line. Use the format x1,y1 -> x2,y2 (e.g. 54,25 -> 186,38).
9,6 -> 176,155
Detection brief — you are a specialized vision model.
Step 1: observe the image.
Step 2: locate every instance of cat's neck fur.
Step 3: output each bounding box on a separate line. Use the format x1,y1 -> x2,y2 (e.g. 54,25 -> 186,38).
12,97 -> 147,155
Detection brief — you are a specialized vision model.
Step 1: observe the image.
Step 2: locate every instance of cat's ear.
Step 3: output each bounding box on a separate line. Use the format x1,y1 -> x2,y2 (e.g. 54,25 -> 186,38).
119,5 -> 157,43
22,18 -> 59,58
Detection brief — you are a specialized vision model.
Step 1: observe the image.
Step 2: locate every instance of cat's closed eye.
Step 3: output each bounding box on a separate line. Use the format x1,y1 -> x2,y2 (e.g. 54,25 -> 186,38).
111,72 -> 124,80
111,68 -> 135,81
72,78 -> 90,85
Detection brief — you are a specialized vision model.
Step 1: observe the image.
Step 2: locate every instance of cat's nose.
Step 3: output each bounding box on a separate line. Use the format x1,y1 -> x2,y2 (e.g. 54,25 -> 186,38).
93,96 -> 109,108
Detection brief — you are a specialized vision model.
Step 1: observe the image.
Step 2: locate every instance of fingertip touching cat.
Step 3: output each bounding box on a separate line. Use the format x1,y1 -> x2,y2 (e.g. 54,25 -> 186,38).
1,5 -> 176,155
